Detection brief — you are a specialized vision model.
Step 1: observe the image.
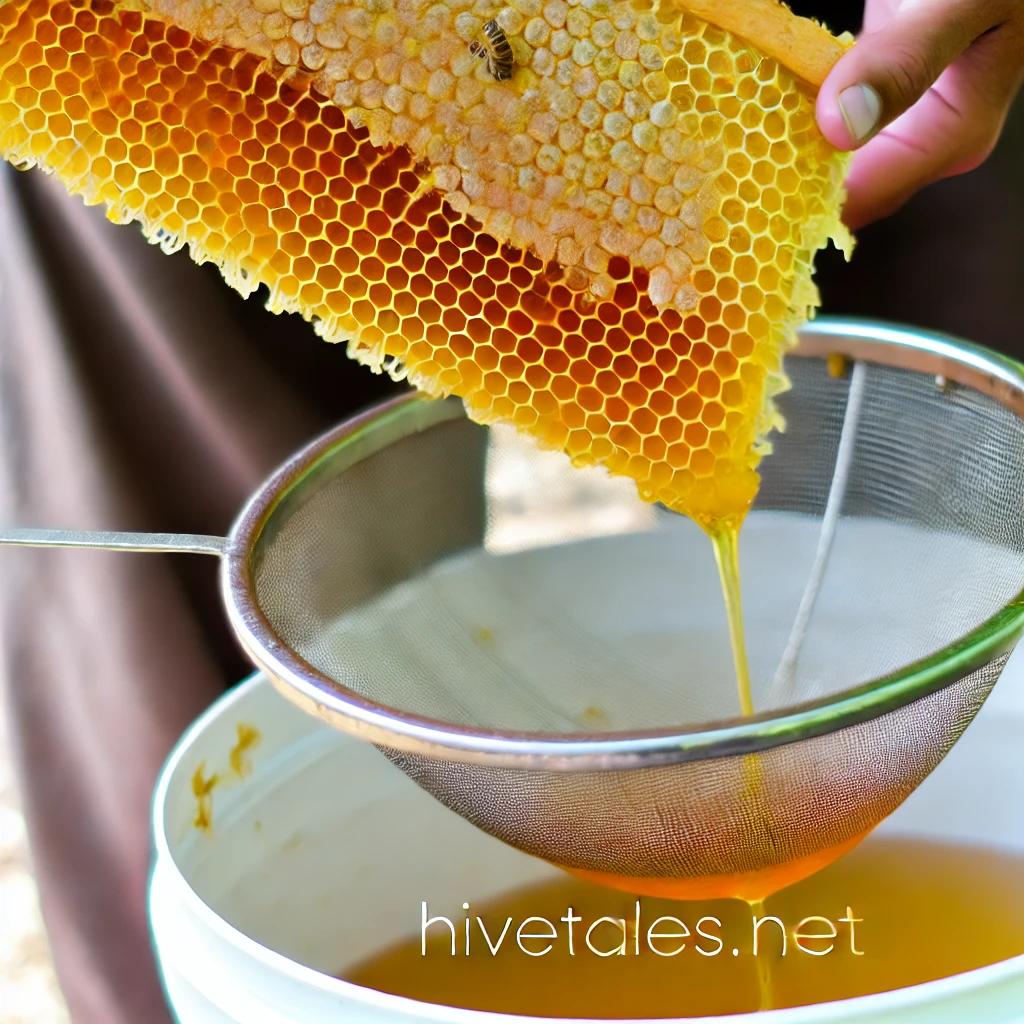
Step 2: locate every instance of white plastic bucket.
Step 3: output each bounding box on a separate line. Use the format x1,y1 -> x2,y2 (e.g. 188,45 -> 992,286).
149,663 -> 1024,1024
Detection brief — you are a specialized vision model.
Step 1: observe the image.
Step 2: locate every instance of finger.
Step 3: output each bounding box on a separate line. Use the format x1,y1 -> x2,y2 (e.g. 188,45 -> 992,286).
816,0 -> 1016,150
839,24 -> 1024,229
861,0 -> 903,36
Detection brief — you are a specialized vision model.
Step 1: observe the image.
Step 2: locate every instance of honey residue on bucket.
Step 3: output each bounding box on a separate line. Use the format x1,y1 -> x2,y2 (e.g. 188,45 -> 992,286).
191,762 -> 220,832
230,722 -> 263,778
190,722 -> 263,831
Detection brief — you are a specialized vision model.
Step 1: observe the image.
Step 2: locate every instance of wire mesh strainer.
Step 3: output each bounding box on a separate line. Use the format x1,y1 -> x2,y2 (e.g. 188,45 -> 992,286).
3,318 -> 1024,901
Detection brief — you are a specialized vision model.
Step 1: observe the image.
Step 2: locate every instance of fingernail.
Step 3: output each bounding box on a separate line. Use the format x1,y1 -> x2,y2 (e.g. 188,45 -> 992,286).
838,84 -> 882,144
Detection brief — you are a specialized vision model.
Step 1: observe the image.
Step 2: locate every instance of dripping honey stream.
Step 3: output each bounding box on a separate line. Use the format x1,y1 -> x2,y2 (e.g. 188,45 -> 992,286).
708,518 -> 754,716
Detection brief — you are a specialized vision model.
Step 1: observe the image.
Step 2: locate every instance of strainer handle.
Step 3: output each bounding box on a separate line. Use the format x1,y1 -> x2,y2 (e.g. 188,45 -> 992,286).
0,528 -> 227,556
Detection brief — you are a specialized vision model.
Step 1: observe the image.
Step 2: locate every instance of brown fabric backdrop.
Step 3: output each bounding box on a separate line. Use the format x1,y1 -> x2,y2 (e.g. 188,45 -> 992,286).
0,165 -> 402,1023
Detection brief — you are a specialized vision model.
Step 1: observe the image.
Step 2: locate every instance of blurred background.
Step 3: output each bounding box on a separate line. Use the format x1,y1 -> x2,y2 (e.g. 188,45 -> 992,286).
3,0 -> 1024,1021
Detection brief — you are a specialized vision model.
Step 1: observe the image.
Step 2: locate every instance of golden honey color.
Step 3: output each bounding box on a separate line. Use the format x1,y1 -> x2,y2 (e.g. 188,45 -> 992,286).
347,839 -> 1024,1017
0,0 -> 850,530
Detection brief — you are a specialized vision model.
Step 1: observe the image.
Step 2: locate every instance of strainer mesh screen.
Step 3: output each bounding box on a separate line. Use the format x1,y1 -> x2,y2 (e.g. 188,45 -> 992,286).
251,354 -> 1024,885
386,658 -> 1003,879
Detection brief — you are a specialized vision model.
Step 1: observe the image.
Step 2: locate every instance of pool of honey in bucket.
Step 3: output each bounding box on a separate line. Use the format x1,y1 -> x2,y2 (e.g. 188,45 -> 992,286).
345,838 -> 1024,1017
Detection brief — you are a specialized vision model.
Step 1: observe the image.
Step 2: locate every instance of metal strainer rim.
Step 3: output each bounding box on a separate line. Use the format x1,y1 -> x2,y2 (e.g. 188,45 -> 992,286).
219,318 -> 1024,769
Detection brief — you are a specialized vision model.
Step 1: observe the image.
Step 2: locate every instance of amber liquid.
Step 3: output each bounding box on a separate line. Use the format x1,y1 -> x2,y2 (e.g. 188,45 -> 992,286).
346,838 -> 1024,1018
709,522 -> 769,1007
550,514 -> 871,912
707,522 -> 754,716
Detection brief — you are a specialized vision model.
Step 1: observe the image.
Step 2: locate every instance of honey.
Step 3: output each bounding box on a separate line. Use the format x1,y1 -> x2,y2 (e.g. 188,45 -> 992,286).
708,521 -> 752,713
346,838 -> 1024,1017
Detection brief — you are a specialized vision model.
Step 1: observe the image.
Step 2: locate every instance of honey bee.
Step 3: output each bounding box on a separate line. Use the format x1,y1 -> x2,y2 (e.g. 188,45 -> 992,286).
469,19 -> 515,81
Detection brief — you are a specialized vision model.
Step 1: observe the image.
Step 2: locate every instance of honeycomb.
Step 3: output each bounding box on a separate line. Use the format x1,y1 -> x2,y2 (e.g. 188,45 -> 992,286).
0,0 -> 851,531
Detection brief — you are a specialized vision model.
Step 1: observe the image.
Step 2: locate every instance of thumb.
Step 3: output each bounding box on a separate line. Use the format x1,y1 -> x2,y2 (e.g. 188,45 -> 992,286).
816,1 -> 1008,149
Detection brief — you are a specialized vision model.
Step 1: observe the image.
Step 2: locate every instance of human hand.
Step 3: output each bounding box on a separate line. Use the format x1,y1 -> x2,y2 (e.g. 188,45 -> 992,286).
815,0 -> 1024,229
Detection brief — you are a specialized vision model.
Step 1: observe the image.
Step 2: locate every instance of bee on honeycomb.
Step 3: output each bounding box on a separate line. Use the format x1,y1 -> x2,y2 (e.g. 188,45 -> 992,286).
468,19 -> 516,82
0,0 -> 851,533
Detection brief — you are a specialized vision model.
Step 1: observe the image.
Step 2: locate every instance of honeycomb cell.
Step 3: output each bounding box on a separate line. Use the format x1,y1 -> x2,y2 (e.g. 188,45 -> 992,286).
0,0 -> 850,531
